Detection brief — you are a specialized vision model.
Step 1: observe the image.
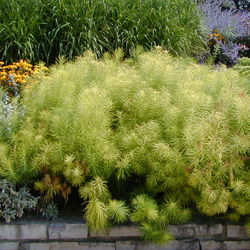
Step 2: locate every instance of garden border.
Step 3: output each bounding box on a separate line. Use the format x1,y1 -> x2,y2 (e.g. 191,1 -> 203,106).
0,216 -> 250,250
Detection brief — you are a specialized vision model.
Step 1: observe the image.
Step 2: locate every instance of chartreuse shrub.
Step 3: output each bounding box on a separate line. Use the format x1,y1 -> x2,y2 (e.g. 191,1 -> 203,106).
1,48 -> 250,244
0,0 -> 206,65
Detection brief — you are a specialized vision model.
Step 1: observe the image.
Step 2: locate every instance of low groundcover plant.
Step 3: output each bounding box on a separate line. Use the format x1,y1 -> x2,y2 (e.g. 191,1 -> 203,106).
1,48 -> 250,245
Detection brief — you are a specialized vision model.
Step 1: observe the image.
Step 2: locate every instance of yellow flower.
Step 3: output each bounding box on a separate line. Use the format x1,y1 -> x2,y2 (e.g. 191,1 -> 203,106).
0,71 -> 7,76
8,64 -> 17,70
0,59 -> 47,96
0,76 -> 6,81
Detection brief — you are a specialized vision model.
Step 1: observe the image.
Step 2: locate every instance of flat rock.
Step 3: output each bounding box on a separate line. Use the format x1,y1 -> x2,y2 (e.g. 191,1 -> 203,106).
0,242 -> 19,250
200,240 -> 225,250
20,242 -> 115,250
223,241 -> 250,250
168,224 -> 224,239
227,225 -> 250,239
20,243 -> 50,250
0,222 -> 48,240
116,240 -> 200,250
90,225 -> 141,238
49,222 -> 88,239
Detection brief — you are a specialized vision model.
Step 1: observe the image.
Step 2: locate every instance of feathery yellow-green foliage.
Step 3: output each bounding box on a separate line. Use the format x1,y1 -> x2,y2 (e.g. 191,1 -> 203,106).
1,48 -> 250,244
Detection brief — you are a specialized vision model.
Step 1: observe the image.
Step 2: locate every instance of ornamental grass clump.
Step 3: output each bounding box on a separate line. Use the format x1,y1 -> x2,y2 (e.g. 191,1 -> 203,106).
1,48 -> 250,244
0,0 -> 206,65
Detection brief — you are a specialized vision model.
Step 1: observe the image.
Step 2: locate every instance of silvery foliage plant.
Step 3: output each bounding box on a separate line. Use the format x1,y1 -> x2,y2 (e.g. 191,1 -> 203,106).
0,75 -> 26,135
198,0 -> 250,64
0,179 -> 39,223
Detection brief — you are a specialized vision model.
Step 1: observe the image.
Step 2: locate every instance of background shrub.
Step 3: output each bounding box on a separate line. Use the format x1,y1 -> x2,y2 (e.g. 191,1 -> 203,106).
198,0 -> 250,65
0,0 -> 206,65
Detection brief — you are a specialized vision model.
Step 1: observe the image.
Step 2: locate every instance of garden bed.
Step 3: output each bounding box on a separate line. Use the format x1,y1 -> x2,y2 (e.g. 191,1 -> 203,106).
1,49 -> 250,247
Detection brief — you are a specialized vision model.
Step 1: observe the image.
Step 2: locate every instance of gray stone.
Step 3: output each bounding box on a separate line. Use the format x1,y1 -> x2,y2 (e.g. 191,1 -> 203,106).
52,242 -> 115,250
200,240 -> 225,250
227,225 -> 250,239
168,224 -> 224,239
20,243 -> 50,250
49,222 -> 88,239
0,223 -> 47,240
90,225 -> 141,238
224,241 -> 250,250
116,240 -> 200,250
0,242 -> 19,250
21,242 -> 115,250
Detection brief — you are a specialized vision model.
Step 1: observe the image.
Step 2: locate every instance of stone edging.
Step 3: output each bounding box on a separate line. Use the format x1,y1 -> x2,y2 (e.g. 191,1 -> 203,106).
0,217 -> 250,250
